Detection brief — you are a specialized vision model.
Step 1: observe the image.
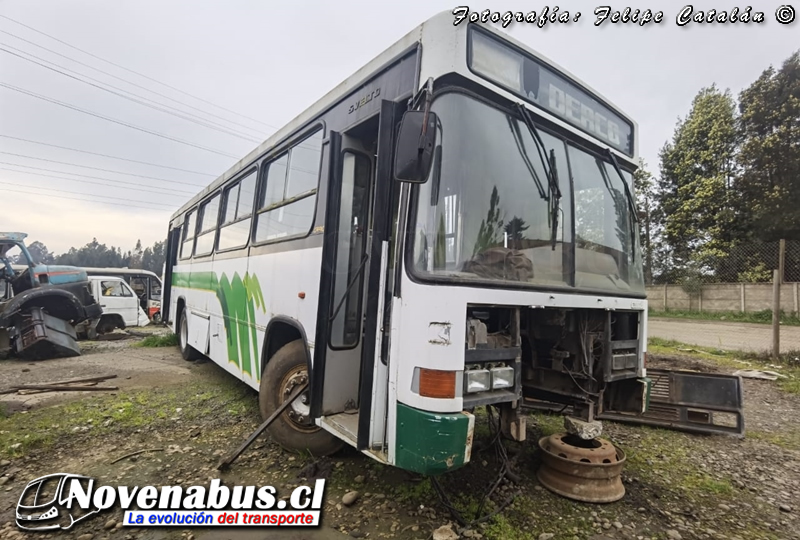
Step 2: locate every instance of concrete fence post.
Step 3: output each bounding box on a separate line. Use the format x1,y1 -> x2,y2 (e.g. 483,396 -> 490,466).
794,282 -> 799,316
772,269 -> 780,359
663,283 -> 667,311
740,283 -> 746,313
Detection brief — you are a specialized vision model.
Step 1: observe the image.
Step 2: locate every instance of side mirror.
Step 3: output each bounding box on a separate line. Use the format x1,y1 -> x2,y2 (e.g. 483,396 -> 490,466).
393,110 -> 438,183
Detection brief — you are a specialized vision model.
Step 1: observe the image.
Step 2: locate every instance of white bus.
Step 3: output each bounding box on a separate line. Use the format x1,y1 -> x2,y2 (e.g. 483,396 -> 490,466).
162,11 -> 742,475
82,268 -> 163,322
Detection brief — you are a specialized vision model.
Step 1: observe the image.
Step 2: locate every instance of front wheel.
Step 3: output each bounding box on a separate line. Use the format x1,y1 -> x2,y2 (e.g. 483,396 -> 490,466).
259,340 -> 344,456
178,309 -> 200,361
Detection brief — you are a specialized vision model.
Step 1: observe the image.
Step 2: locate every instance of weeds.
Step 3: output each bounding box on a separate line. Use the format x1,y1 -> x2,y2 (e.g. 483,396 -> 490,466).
135,333 -> 179,347
648,337 -> 800,395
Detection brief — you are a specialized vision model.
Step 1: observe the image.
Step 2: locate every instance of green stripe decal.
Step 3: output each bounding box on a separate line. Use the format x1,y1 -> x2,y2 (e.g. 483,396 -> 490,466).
395,402 -> 472,476
172,271 -> 266,379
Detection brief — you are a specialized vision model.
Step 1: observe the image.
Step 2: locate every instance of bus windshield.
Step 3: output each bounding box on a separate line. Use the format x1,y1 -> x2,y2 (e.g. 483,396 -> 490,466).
410,92 -> 645,295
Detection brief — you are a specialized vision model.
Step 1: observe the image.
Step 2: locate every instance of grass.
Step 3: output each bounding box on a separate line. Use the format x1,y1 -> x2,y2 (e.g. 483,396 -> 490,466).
648,337 -> 800,395
0,376 -> 256,458
623,426 -> 736,501
649,308 -> 800,326
135,333 -> 179,347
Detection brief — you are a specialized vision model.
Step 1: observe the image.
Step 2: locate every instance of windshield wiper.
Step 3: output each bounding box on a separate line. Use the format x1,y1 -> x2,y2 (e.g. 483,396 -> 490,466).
507,117 -> 547,201
604,148 -> 639,255
515,103 -> 561,250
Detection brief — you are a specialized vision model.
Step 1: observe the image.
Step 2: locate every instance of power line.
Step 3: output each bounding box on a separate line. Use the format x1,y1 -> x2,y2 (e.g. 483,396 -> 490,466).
0,161 -> 197,192
0,134 -> 215,176
0,151 -> 207,187
0,19 -> 275,134
0,81 -> 241,159
0,166 -> 194,196
2,186 -> 172,211
0,44 -> 263,144
0,180 -> 175,208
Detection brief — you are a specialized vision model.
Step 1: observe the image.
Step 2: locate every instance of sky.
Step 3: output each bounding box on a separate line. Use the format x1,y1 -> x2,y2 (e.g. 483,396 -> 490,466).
0,1 -> 797,254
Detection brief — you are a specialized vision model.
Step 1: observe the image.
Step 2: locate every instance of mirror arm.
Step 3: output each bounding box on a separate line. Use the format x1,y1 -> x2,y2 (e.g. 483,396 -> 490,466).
418,78 -> 434,153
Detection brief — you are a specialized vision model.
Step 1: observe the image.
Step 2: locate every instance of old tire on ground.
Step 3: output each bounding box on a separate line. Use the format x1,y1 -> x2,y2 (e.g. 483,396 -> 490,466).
178,309 -> 200,361
259,340 -> 343,457
151,311 -> 162,324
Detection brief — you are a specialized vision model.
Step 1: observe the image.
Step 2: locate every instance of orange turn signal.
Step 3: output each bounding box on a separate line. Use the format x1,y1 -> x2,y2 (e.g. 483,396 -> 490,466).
419,368 -> 456,399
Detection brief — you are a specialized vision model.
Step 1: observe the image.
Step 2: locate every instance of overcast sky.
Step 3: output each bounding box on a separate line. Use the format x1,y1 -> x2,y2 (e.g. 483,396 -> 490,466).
0,1 -> 797,254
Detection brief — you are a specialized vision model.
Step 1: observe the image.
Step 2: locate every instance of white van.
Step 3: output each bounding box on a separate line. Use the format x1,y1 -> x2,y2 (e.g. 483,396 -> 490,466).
76,276 -> 150,339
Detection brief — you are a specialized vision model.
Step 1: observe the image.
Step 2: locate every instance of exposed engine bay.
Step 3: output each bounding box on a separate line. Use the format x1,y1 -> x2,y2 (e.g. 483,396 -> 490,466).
464,305 -> 647,427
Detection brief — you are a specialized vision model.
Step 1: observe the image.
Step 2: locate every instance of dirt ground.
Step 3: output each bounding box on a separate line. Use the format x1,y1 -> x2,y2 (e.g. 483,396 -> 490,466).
0,332 -> 798,540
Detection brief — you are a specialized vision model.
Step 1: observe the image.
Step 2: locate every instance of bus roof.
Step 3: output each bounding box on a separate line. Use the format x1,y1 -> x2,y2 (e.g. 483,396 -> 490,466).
82,267 -> 160,279
169,10 -> 636,222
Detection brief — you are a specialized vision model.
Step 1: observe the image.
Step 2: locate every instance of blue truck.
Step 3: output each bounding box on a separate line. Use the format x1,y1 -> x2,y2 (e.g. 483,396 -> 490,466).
0,232 -> 102,360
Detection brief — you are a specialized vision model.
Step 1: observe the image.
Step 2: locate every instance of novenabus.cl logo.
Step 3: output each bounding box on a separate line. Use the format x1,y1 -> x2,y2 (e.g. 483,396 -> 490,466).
16,473 -> 100,531
16,474 -> 326,531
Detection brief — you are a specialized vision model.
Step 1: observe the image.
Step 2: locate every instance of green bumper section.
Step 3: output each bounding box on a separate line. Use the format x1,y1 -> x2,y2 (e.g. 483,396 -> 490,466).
395,402 -> 474,476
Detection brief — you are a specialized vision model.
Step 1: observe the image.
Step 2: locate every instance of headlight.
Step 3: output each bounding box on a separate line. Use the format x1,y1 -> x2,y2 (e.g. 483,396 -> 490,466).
464,369 -> 491,394
491,366 -> 515,389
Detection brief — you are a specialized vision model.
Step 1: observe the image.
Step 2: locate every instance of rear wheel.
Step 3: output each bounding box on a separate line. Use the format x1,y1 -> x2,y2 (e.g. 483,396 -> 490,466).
259,340 -> 343,456
178,309 -> 200,361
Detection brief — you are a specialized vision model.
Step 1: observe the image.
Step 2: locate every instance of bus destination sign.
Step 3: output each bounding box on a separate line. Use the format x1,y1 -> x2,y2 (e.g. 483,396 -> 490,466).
468,27 -> 633,156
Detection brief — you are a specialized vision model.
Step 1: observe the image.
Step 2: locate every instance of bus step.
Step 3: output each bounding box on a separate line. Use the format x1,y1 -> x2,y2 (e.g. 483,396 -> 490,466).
320,413 -> 360,448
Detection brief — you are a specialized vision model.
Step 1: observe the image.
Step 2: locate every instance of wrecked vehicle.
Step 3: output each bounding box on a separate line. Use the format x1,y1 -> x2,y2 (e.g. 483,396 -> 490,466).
74,276 -> 150,339
0,232 -> 102,360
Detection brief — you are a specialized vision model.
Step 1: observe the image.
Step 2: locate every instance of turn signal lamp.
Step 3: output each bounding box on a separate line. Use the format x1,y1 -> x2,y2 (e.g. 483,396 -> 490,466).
419,368 -> 456,399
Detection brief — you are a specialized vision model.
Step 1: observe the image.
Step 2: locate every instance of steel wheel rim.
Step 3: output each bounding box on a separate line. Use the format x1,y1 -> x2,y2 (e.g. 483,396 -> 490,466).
180,314 -> 188,350
279,365 -> 317,433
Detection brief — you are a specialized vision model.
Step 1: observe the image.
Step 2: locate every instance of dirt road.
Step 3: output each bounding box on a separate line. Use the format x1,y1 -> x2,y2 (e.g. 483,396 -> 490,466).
648,317 -> 800,353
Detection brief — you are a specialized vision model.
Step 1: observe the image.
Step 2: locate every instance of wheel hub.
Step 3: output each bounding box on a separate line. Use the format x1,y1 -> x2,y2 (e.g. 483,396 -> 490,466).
537,433 -> 626,503
281,369 -> 313,429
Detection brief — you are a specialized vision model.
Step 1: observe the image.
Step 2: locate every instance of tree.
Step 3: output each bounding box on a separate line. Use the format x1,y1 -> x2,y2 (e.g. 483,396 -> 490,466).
504,217 -> 529,249
128,239 -> 144,269
54,238 -> 125,268
25,241 -> 55,265
656,85 -> 740,279
633,160 -> 658,284
472,186 -> 505,255
141,240 -> 166,275
737,51 -> 800,241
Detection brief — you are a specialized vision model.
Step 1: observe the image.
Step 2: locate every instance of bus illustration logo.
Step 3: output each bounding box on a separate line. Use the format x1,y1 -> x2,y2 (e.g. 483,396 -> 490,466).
16,473 -> 100,531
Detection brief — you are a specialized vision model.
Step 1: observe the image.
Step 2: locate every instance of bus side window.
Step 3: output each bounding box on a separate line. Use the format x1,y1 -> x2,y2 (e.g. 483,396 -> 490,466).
180,210 -> 196,259
130,277 -> 146,297
218,170 -> 257,251
254,129 -> 323,243
194,194 -> 221,256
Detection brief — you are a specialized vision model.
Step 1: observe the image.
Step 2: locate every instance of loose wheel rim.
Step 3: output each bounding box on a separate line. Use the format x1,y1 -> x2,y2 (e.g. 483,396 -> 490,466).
279,365 -> 318,434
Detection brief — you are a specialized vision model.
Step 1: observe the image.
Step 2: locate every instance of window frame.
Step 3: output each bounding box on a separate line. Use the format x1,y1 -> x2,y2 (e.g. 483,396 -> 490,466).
216,166 -> 258,253
193,192 -> 222,258
178,209 -> 197,260
327,149 -> 373,351
252,125 -> 324,247
101,279 -> 133,298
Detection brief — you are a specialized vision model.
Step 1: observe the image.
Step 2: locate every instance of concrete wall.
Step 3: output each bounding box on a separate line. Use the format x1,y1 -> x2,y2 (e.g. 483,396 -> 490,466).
646,282 -> 800,314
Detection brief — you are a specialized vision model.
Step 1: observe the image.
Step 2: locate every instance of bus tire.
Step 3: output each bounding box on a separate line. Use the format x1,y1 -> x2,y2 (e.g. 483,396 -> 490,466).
259,340 -> 343,457
178,309 -> 200,361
